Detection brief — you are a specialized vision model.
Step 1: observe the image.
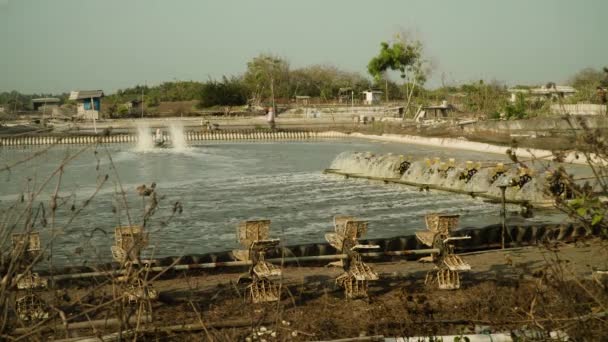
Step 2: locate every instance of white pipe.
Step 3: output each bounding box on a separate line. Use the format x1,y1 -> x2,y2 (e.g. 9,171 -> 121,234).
383,334 -> 513,342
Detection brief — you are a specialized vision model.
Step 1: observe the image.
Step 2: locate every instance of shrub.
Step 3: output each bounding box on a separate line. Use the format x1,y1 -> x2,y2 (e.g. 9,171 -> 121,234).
503,93 -> 527,120
199,76 -> 248,108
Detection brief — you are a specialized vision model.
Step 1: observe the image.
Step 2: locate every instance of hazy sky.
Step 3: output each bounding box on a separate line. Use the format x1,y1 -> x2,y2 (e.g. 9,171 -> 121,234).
1,0 -> 606,93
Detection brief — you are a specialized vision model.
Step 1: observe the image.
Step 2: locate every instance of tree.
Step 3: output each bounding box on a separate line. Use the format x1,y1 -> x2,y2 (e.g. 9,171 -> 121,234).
367,32 -> 429,117
290,64 -> 371,100
568,67 -> 607,103
243,54 -> 290,108
198,76 -> 248,108
569,67 -> 604,89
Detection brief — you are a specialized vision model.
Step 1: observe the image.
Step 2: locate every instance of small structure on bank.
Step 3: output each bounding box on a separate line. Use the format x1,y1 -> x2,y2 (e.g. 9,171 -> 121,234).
124,99 -> 144,115
233,220 -> 282,303
325,216 -> 379,298
508,84 -> 577,103
294,95 -> 311,106
338,87 -> 354,105
69,90 -> 104,119
414,101 -> 456,123
31,98 -> 61,114
362,90 -> 383,105
416,214 -> 471,290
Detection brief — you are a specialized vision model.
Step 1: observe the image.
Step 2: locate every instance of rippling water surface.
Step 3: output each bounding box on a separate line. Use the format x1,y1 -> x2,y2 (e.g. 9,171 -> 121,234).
0,139 -> 564,266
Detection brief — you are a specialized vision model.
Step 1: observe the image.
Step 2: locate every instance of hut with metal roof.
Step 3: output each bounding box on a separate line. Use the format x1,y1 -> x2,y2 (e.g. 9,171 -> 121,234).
69,90 -> 104,119
362,90 -> 383,105
31,98 -> 61,112
413,101 -> 456,123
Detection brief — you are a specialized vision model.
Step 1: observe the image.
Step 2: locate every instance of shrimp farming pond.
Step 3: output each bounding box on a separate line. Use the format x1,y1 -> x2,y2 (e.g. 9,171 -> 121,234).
0,138 -> 579,267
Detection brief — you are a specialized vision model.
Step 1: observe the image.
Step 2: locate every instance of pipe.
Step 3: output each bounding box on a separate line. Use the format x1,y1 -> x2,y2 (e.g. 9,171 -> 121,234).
323,169 -> 552,207
52,318 -> 274,342
313,336 -> 384,342
13,315 -> 152,334
385,335 -> 513,342
49,249 -> 440,281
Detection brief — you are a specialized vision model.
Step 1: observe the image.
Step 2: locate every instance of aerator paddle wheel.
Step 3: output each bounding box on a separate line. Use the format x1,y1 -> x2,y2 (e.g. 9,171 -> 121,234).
326,216 -> 379,299
514,167 -> 534,188
490,163 -> 507,183
459,161 -> 482,183
111,225 -> 149,265
397,155 -> 413,175
416,214 -> 471,290
233,220 -> 282,303
11,232 -> 49,321
111,226 -> 157,314
437,158 -> 456,178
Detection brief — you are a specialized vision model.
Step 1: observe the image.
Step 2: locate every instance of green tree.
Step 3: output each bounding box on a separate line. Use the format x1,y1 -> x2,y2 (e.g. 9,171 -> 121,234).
198,76 -> 248,108
459,80 -> 507,115
367,32 -> 428,117
504,92 -> 527,120
290,64 -> 371,100
568,67 -> 606,103
243,54 -> 290,107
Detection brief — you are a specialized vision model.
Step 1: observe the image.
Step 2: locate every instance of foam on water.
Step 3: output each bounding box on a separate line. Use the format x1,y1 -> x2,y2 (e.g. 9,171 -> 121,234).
135,123 -> 154,152
332,151 -> 555,203
168,122 -> 188,152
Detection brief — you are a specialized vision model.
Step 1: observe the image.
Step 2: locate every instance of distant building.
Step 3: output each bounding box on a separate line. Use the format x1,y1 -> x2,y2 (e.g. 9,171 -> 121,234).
124,99 -> 143,115
294,95 -> 311,105
414,101 -> 456,122
69,90 -> 104,119
32,98 -> 61,114
508,85 -> 576,102
362,90 -> 383,105
338,88 -> 354,104
531,85 -> 576,100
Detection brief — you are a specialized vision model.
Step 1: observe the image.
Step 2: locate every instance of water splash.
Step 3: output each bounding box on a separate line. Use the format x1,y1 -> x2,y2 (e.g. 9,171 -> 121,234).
330,152 -> 554,203
330,151 -> 402,178
169,122 -> 187,151
136,123 -> 154,152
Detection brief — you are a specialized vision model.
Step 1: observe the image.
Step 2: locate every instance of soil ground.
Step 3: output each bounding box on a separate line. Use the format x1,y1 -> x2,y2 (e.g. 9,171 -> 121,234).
12,239 -> 608,341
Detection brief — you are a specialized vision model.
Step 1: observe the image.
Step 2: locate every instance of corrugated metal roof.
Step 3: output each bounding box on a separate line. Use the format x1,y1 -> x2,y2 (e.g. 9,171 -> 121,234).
69,90 -> 104,100
32,98 -> 61,103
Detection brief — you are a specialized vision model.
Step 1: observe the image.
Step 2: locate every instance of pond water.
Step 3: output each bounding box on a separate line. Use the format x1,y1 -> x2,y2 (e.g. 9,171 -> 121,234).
0,139 -> 569,266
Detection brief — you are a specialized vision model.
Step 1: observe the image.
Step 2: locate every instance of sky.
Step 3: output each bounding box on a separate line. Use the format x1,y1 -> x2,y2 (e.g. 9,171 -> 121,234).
1,0 -> 606,94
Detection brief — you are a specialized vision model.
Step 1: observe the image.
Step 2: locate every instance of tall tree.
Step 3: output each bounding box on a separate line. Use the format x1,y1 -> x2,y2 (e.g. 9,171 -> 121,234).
568,67 -> 607,103
290,64 -> 371,100
367,32 -> 429,117
243,54 -> 290,108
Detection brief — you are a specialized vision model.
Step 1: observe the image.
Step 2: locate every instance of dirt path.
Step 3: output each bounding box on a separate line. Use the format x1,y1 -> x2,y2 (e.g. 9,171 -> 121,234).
26,240 -> 606,341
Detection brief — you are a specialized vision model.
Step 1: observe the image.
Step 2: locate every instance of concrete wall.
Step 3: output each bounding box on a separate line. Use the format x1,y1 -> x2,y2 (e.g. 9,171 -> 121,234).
350,132 -> 600,166
551,104 -> 607,115
281,105 -> 401,119
462,116 -> 608,135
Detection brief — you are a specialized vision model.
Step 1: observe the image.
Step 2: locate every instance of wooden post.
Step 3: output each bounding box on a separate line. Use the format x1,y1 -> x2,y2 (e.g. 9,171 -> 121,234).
499,185 -> 507,249
90,97 -> 97,134
270,76 -> 275,115
385,79 -> 388,102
